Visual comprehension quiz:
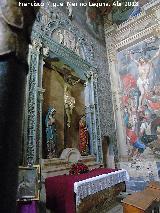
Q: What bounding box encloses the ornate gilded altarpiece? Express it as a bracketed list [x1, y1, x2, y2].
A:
[105, 1, 160, 187]
[22, 0, 109, 167]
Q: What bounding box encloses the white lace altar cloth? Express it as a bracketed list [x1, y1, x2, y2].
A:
[74, 169, 129, 206]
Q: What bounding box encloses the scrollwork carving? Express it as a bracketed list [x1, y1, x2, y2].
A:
[31, 39, 42, 52]
[43, 46, 49, 57]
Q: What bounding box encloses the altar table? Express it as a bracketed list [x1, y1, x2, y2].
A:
[45, 168, 129, 213]
[74, 169, 129, 207]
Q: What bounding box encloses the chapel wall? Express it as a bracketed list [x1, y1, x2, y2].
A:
[104, 1, 160, 188]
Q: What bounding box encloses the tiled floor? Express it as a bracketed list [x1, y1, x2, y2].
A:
[105, 192, 131, 213]
[106, 203, 123, 213]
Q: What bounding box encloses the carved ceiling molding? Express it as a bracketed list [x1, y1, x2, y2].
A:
[105, 2, 160, 52]
[116, 24, 159, 50]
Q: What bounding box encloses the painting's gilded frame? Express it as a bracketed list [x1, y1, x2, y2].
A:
[17, 165, 40, 201]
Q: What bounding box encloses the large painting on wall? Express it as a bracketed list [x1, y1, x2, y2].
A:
[117, 36, 160, 162]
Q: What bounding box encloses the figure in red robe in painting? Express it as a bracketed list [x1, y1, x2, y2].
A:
[121, 73, 136, 92]
[126, 124, 146, 158]
[79, 115, 89, 156]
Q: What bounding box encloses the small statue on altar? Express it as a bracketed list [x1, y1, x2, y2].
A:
[57, 29, 64, 44]
[79, 115, 89, 156]
[45, 107, 57, 158]
[64, 75, 80, 128]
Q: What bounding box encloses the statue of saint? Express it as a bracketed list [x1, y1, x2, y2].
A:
[64, 75, 80, 128]
[45, 107, 57, 158]
[79, 115, 89, 156]
[57, 29, 64, 44]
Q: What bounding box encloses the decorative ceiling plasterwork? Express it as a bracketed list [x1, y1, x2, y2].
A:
[105, 1, 160, 51]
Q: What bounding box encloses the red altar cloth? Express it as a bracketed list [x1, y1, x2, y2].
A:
[45, 168, 116, 213]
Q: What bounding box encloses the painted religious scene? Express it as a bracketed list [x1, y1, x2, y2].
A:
[117, 36, 160, 186]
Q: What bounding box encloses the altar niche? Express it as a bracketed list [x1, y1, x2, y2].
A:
[42, 59, 87, 158]
[25, 37, 102, 166]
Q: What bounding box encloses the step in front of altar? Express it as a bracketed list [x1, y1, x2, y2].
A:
[41, 155, 101, 178]
[41, 158, 70, 178]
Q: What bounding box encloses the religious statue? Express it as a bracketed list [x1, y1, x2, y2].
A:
[45, 107, 57, 158]
[63, 30, 76, 51]
[57, 29, 64, 44]
[79, 115, 89, 156]
[64, 75, 80, 128]
[54, 29, 82, 57]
